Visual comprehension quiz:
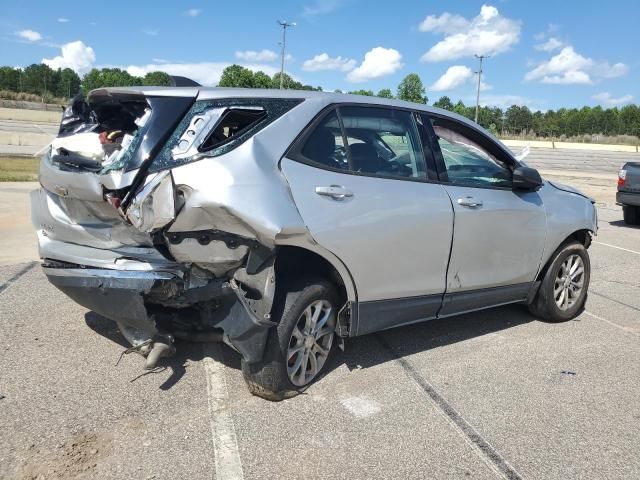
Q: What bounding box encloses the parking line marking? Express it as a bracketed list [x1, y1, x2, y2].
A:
[377, 335, 524, 480]
[0, 262, 37, 296]
[584, 311, 639, 337]
[590, 290, 640, 314]
[203, 343, 244, 480]
[593, 241, 640, 256]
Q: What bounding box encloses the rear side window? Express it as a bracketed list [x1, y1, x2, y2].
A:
[200, 108, 267, 151]
[340, 106, 426, 179]
[150, 98, 302, 173]
[294, 105, 427, 181]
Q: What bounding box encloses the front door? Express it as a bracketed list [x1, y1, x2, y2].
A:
[424, 114, 547, 315]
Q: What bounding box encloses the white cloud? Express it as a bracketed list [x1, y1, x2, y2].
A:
[347, 47, 403, 83]
[525, 46, 628, 85]
[235, 49, 278, 62]
[535, 37, 564, 52]
[535, 23, 560, 42]
[143, 29, 159, 36]
[302, 53, 356, 72]
[419, 5, 521, 62]
[592, 92, 633, 107]
[419, 12, 469, 34]
[16, 29, 42, 42]
[57, 18, 70, 23]
[595, 62, 629, 79]
[184, 8, 201, 17]
[544, 70, 592, 85]
[126, 62, 280, 87]
[152, 58, 170, 64]
[42, 40, 96, 73]
[430, 65, 474, 91]
[303, 0, 342, 16]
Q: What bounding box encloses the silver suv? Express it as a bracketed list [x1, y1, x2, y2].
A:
[32, 87, 597, 400]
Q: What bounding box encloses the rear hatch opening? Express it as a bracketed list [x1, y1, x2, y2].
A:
[41, 89, 196, 206]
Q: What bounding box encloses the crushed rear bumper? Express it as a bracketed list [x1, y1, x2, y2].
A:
[43, 267, 177, 335]
[40, 245, 272, 363]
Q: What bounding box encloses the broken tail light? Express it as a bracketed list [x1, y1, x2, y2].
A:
[125, 170, 176, 233]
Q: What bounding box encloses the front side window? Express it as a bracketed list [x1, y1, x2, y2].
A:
[297, 106, 427, 180]
[430, 118, 512, 188]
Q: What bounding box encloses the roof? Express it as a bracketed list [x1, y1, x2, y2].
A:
[89, 85, 442, 112]
[87, 86, 508, 156]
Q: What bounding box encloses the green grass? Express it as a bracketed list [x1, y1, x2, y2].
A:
[0, 156, 39, 181]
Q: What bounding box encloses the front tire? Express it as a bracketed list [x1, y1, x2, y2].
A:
[623, 205, 640, 226]
[241, 278, 339, 401]
[528, 240, 590, 322]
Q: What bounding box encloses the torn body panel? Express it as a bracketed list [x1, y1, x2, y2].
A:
[32, 89, 358, 368]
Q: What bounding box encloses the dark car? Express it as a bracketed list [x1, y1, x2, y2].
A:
[617, 162, 640, 225]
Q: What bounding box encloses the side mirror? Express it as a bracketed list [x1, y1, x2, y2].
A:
[512, 166, 543, 191]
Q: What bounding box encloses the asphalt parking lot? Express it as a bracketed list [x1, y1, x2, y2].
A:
[1, 183, 639, 479]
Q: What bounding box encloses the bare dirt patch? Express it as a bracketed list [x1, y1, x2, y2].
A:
[16, 431, 112, 480]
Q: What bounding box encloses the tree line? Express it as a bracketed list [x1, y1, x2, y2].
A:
[0, 63, 173, 101]
[218, 65, 640, 140]
[1, 63, 638, 140]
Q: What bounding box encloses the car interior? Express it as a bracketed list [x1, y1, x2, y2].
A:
[300, 110, 424, 179]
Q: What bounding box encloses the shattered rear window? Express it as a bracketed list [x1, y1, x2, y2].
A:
[200, 108, 267, 151]
[150, 98, 303, 172]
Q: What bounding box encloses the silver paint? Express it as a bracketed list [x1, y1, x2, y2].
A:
[32, 86, 597, 349]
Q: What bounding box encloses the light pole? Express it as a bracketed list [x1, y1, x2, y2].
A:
[277, 20, 296, 89]
[474, 54, 489, 124]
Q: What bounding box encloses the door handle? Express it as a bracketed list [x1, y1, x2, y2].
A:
[315, 185, 354, 200]
[457, 196, 483, 207]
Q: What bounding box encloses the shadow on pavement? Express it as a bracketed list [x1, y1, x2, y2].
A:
[608, 219, 639, 229]
[85, 304, 535, 390]
[84, 311, 239, 390]
[328, 304, 535, 375]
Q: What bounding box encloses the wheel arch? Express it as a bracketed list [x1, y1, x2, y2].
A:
[274, 245, 355, 307]
[536, 228, 593, 282]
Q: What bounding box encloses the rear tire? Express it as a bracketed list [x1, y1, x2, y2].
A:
[241, 278, 339, 401]
[528, 240, 590, 322]
[623, 205, 640, 226]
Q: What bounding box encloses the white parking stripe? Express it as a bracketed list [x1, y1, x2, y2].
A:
[584, 311, 639, 337]
[593, 241, 640, 256]
[203, 343, 244, 480]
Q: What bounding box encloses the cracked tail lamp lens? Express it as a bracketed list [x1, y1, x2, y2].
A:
[125, 171, 175, 233]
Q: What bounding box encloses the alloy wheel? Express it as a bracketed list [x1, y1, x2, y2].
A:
[554, 254, 585, 310]
[286, 299, 335, 387]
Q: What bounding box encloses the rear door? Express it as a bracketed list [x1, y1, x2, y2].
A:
[281, 105, 454, 335]
[422, 114, 546, 316]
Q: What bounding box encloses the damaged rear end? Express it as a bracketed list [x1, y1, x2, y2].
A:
[31, 87, 305, 368]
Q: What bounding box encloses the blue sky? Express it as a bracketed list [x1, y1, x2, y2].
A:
[1, 0, 638, 110]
